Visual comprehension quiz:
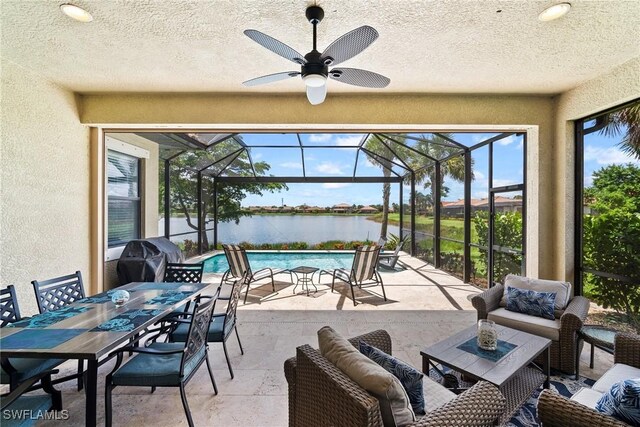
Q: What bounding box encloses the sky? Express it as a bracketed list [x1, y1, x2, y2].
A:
[240, 129, 638, 207]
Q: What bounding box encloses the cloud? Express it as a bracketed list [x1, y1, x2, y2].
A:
[252, 152, 263, 160]
[473, 191, 488, 199]
[316, 162, 345, 175]
[474, 170, 486, 180]
[496, 135, 518, 146]
[584, 174, 594, 187]
[335, 135, 363, 146]
[584, 145, 639, 165]
[308, 134, 332, 142]
[322, 183, 351, 189]
[279, 161, 302, 169]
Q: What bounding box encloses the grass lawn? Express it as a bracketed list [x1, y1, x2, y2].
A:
[369, 213, 481, 242]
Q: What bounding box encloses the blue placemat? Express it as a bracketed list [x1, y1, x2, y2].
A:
[76, 289, 136, 304]
[456, 337, 517, 362]
[90, 309, 165, 332]
[144, 291, 195, 305]
[6, 306, 92, 329]
[0, 328, 87, 349]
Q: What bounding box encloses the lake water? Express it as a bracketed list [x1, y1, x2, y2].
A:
[160, 215, 400, 244]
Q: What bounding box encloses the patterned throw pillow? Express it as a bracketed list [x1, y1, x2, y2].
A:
[359, 340, 425, 415]
[596, 378, 640, 425]
[505, 286, 556, 320]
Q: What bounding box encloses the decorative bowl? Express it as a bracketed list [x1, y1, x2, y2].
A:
[111, 290, 130, 307]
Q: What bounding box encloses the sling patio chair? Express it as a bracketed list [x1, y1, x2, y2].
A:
[105, 290, 220, 427]
[331, 245, 386, 306]
[221, 244, 284, 303]
[1, 285, 65, 393]
[378, 235, 409, 270]
[31, 272, 87, 391]
[170, 276, 245, 379]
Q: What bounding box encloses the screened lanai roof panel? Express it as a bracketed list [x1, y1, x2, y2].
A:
[240, 133, 300, 147]
[213, 150, 255, 178]
[248, 147, 303, 177]
[298, 133, 368, 147]
[302, 148, 359, 177]
[186, 133, 234, 146]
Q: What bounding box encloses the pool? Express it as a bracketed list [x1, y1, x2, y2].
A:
[203, 251, 355, 273]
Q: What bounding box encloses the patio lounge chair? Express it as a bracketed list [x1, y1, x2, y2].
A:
[31, 272, 87, 391]
[331, 245, 386, 306]
[221, 244, 284, 303]
[378, 235, 408, 270]
[105, 292, 219, 427]
[1, 285, 65, 393]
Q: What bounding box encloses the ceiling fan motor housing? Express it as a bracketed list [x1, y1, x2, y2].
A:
[302, 50, 328, 78]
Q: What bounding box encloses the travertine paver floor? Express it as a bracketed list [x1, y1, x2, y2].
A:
[35, 254, 612, 426]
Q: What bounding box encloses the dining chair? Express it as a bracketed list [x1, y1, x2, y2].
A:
[0, 285, 64, 392]
[105, 292, 219, 427]
[170, 276, 245, 379]
[163, 262, 204, 283]
[1, 369, 62, 425]
[221, 244, 284, 303]
[331, 245, 386, 306]
[31, 272, 86, 390]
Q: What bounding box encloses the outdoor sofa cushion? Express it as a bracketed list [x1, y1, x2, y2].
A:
[593, 364, 640, 394]
[318, 326, 416, 426]
[572, 387, 604, 408]
[422, 375, 456, 412]
[500, 274, 572, 315]
[359, 340, 425, 414]
[112, 342, 203, 387]
[505, 286, 557, 320]
[487, 307, 560, 341]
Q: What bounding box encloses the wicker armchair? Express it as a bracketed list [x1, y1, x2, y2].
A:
[471, 283, 590, 374]
[284, 330, 506, 427]
[537, 333, 640, 427]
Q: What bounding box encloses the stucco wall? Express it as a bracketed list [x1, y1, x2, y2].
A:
[82, 93, 556, 280]
[553, 57, 640, 282]
[0, 59, 89, 315]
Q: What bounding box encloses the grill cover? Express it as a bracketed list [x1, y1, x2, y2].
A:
[116, 237, 184, 285]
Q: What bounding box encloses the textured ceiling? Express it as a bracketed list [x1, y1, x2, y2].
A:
[1, 0, 639, 94]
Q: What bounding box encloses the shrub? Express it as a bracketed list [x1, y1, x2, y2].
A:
[473, 210, 523, 283]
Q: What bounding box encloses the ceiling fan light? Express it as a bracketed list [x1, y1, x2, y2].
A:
[303, 74, 327, 88]
[60, 3, 93, 22]
[306, 85, 327, 105]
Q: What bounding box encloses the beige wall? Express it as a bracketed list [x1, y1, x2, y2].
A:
[553, 57, 640, 282]
[0, 59, 90, 315]
[82, 93, 556, 279]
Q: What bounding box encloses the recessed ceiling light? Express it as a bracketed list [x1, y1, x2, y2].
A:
[60, 3, 93, 22]
[538, 3, 571, 22]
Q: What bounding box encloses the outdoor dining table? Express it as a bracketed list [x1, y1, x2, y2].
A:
[0, 281, 216, 426]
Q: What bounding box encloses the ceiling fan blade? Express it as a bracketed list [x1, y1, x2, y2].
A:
[320, 26, 378, 67]
[244, 30, 307, 65]
[329, 68, 390, 88]
[242, 71, 301, 87]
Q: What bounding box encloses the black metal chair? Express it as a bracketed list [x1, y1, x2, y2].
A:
[1, 369, 62, 426]
[170, 276, 245, 379]
[105, 292, 219, 427]
[378, 235, 408, 270]
[31, 272, 86, 390]
[163, 263, 204, 283]
[0, 286, 65, 393]
[221, 244, 284, 303]
[331, 245, 386, 306]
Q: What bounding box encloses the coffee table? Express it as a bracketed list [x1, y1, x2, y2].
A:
[421, 324, 551, 424]
[289, 266, 319, 296]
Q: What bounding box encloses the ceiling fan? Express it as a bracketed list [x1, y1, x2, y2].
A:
[242, 6, 390, 105]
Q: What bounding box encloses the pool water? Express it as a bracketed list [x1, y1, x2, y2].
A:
[203, 251, 355, 273]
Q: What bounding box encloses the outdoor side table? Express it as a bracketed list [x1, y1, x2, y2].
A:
[290, 266, 319, 296]
[576, 324, 617, 378]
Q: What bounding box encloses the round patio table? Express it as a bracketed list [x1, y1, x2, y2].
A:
[576, 324, 617, 378]
[290, 266, 319, 296]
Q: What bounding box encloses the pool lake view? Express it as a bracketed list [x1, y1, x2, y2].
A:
[203, 251, 356, 273]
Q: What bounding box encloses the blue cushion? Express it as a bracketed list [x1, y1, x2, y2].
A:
[171, 314, 235, 343]
[359, 341, 425, 415]
[505, 286, 556, 320]
[596, 378, 640, 425]
[112, 342, 205, 387]
[1, 394, 52, 427]
[0, 358, 64, 384]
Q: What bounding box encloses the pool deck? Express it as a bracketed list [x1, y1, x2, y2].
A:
[38, 253, 612, 426]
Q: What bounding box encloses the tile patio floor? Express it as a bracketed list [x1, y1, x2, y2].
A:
[38, 254, 612, 426]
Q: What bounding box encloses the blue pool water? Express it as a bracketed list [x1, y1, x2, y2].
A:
[203, 251, 355, 273]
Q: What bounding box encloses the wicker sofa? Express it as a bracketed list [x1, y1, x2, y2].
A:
[284, 329, 506, 427]
[537, 333, 640, 426]
[471, 281, 590, 374]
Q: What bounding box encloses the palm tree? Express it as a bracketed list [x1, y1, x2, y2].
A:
[600, 102, 640, 159]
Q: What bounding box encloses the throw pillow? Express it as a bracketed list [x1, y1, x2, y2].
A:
[505, 286, 556, 320]
[317, 326, 416, 426]
[359, 340, 426, 415]
[595, 378, 640, 425]
[499, 274, 572, 314]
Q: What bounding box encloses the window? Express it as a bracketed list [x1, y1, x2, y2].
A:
[575, 99, 640, 332]
[107, 150, 141, 247]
